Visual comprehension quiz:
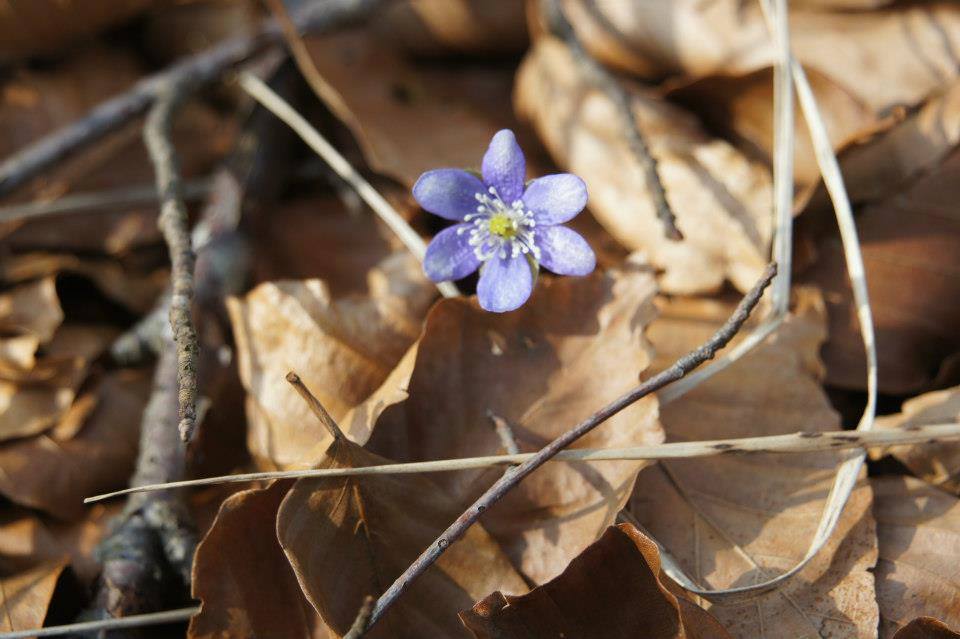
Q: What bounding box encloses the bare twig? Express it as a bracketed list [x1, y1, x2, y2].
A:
[0, 606, 199, 639]
[487, 409, 520, 455]
[286, 371, 345, 441]
[542, 0, 681, 241]
[0, 0, 384, 198]
[0, 179, 210, 224]
[145, 80, 200, 443]
[362, 263, 775, 630]
[238, 72, 459, 298]
[85, 420, 960, 505]
[343, 596, 375, 639]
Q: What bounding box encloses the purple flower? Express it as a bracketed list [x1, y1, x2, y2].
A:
[414, 130, 596, 312]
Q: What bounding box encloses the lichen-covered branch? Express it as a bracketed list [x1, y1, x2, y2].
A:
[144, 81, 200, 443]
[364, 263, 777, 632]
[543, 0, 682, 241]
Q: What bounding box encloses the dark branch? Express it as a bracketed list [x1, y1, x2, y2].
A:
[543, 0, 682, 241]
[0, 0, 384, 199]
[364, 262, 778, 632]
[343, 596, 375, 639]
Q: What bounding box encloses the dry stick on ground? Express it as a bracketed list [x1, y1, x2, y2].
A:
[144, 80, 200, 443]
[344, 597, 376, 639]
[542, 0, 682, 241]
[0, 607, 199, 639]
[286, 372, 346, 441]
[358, 262, 777, 632]
[0, 0, 384, 198]
[84, 420, 960, 504]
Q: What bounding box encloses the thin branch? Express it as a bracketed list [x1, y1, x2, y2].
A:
[238, 71, 459, 298]
[487, 409, 520, 456]
[84, 421, 960, 505]
[543, 0, 682, 241]
[361, 263, 776, 630]
[343, 596, 375, 639]
[0, 179, 210, 224]
[144, 80, 200, 443]
[286, 371, 345, 441]
[0, 0, 384, 198]
[0, 606, 199, 639]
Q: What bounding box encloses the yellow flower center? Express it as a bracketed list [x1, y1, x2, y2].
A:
[488, 213, 517, 238]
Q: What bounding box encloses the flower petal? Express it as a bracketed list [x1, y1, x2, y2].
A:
[477, 254, 534, 313]
[481, 130, 526, 204]
[522, 174, 588, 225]
[423, 223, 482, 282]
[536, 225, 596, 276]
[413, 169, 486, 221]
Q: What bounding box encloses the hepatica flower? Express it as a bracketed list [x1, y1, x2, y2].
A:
[414, 130, 595, 312]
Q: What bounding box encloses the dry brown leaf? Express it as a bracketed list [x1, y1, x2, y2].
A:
[874, 477, 960, 637]
[627, 290, 879, 638]
[189, 481, 331, 639]
[229, 252, 433, 468]
[669, 67, 877, 188]
[516, 37, 772, 295]
[303, 29, 520, 188]
[0, 335, 40, 378]
[277, 436, 528, 638]
[460, 523, 731, 639]
[872, 386, 960, 493]
[565, 0, 960, 114]
[0, 253, 168, 314]
[0, 369, 149, 519]
[0, 278, 63, 343]
[367, 266, 662, 584]
[0, 324, 118, 442]
[800, 147, 960, 394]
[0, 504, 116, 585]
[0, 561, 65, 633]
[893, 618, 960, 639]
[373, 0, 528, 56]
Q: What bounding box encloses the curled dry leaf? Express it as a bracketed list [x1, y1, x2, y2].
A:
[0, 562, 65, 633]
[800, 147, 960, 393]
[189, 482, 329, 639]
[277, 437, 528, 638]
[229, 251, 434, 468]
[515, 37, 772, 295]
[373, 0, 528, 56]
[873, 477, 960, 638]
[893, 618, 960, 639]
[627, 290, 879, 638]
[0, 369, 149, 519]
[460, 523, 731, 639]
[0, 277, 63, 343]
[367, 267, 662, 584]
[871, 386, 960, 493]
[564, 0, 960, 114]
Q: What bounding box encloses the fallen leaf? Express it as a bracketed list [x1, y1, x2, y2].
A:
[669, 66, 877, 188]
[367, 266, 662, 584]
[0, 561, 65, 633]
[0, 504, 116, 585]
[565, 0, 960, 114]
[0, 278, 63, 343]
[189, 482, 330, 639]
[277, 436, 529, 638]
[229, 251, 434, 468]
[373, 0, 528, 56]
[627, 289, 879, 638]
[0, 369, 149, 519]
[874, 476, 960, 637]
[304, 28, 515, 188]
[460, 523, 731, 639]
[516, 37, 772, 295]
[872, 386, 960, 493]
[893, 617, 960, 639]
[799, 147, 960, 393]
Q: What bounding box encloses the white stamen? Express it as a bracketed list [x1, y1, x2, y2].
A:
[466, 187, 540, 263]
